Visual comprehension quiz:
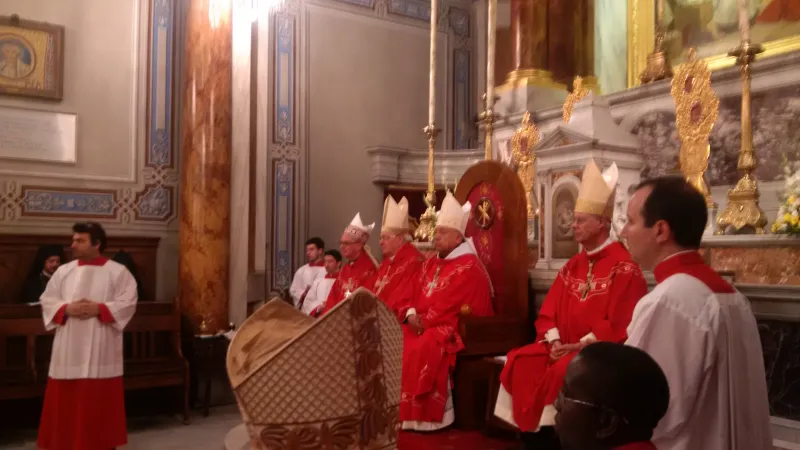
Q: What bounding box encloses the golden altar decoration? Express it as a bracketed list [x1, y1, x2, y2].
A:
[670, 48, 718, 208]
[562, 76, 591, 123]
[511, 111, 539, 219]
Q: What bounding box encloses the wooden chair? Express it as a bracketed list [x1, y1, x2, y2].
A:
[452, 160, 534, 429]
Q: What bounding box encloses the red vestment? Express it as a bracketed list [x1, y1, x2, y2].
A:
[322, 249, 378, 314]
[499, 241, 647, 431]
[373, 242, 424, 320]
[399, 251, 493, 425]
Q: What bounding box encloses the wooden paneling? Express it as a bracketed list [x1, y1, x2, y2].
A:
[0, 234, 160, 303]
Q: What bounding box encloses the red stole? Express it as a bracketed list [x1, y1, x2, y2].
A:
[399, 253, 493, 423]
[373, 242, 424, 319]
[322, 250, 378, 314]
[654, 251, 734, 294]
[499, 241, 648, 431]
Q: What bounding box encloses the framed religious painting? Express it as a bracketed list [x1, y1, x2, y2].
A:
[0, 15, 65, 101]
[627, 0, 800, 86]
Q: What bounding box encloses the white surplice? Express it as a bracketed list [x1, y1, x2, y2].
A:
[625, 253, 772, 450]
[300, 276, 336, 315]
[40, 259, 138, 379]
[289, 263, 325, 307]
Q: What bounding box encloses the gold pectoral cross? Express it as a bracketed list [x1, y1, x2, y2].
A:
[344, 279, 354, 299]
[579, 261, 596, 301]
[426, 267, 441, 296]
[375, 276, 389, 294]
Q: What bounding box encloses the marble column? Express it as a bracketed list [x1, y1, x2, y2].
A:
[179, 0, 232, 333]
[548, 0, 594, 88]
[507, 0, 551, 84]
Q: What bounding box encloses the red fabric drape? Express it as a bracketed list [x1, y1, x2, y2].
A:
[464, 182, 506, 313]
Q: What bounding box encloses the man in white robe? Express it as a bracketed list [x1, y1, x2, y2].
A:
[37, 222, 138, 450]
[289, 237, 326, 307]
[621, 177, 772, 450]
[301, 249, 342, 316]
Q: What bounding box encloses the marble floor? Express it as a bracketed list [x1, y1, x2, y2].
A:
[0, 405, 244, 450]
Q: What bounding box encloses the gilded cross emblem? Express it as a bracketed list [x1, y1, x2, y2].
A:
[344, 279, 354, 299]
[426, 267, 441, 296]
[578, 261, 596, 301]
[375, 276, 389, 294]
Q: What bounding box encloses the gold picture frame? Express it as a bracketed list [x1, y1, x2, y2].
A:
[627, 0, 800, 88]
[0, 15, 65, 101]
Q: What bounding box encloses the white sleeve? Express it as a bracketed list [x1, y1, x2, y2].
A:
[625, 296, 714, 440]
[40, 267, 68, 331]
[301, 280, 319, 315]
[105, 268, 139, 331]
[544, 328, 561, 343]
[289, 267, 305, 306]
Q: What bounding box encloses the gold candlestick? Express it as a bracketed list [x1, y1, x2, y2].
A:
[640, 0, 673, 84]
[716, 41, 767, 235]
[414, 125, 440, 242]
[479, 93, 499, 160]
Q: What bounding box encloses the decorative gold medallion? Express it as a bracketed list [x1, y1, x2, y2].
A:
[473, 197, 495, 230]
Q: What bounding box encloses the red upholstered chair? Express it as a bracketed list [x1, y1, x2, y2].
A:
[452, 160, 533, 429]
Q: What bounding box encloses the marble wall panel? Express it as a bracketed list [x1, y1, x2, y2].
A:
[759, 319, 800, 421]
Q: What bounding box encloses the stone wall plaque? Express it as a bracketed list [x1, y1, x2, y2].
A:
[0, 106, 76, 163]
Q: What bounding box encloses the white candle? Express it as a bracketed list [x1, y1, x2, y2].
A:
[486, 0, 496, 110]
[737, 0, 750, 42]
[428, 0, 438, 125]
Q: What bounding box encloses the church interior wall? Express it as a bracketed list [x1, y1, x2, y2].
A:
[0, 0, 180, 302]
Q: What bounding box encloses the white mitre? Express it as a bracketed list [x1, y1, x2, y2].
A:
[344, 212, 375, 241]
[575, 159, 619, 218]
[382, 196, 409, 233]
[436, 191, 471, 235]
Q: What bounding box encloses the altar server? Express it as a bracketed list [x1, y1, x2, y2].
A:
[495, 160, 648, 447]
[289, 237, 326, 307]
[321, 213, 379, 314]
[37, 222, 138, 450]
[399, 192, 493, 431]
[373, 195, 424, 319]
[303, 249, 341, 316]
[622, 176, 772, 450]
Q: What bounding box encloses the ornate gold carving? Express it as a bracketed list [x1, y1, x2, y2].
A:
[716, 42, 768, 235]
[670, 48, 717, 208]
[414, 125, 440, 242]
[511, 111, 540, 218]
[473, 197, 496, 229]
[562, 76, 590, 123]
[639, 0, 673, 84]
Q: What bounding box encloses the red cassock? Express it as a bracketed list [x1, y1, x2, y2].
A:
[322, 249, 378, 314]
[399, 252, 493, 424]
[373, 242, 424, 320]
[499, 242, 647, 431]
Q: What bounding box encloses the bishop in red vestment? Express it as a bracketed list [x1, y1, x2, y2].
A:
[320, 212, 378, 315]
[37, 223, 138, 450]
[496, 160, 648, 436]
[399, 192, 493, 431]
[374, 195, 424, 319]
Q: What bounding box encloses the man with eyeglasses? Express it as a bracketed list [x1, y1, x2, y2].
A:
[495, 160, 648, 447]
[37, 222, 138, 450]
[320, 212, 379, 315]
[553, 342, 669, 450]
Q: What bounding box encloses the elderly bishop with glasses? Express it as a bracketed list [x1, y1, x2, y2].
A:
[494, 160, 648, 447]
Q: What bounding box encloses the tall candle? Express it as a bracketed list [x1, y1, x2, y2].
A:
[656, 0, 664, 28]
[428, 0, 438, 125]
[486, 0, 497, 110]
[737, 0, 750, 42]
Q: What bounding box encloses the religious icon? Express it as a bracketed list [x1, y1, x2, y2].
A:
[0, 15, 65, 100]
[473, 197, 496, 230]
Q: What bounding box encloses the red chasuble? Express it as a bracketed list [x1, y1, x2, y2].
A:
[499, 241, 647, 432]
[322, 249, 378, 314]
[399, 250, 493, 425]
[373, 242, 424, 320]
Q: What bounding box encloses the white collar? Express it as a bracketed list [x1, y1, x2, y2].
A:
[585, 237, 614, 256]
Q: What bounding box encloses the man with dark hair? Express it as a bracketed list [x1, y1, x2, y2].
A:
[289, 237, 326, 308]
[303, 249, 342, 316]
[621, 176, 772, 449]
[37, 222, 138, 450]
[554, 342, 669, 450]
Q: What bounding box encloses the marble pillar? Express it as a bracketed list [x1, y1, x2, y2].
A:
[179, 0, 233, 333]
[548, 0, 594, 88]
[508, 0, 549, 82]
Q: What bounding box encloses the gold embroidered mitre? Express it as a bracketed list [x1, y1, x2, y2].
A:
[344, 212, 375, 241]
[436, 192, 471, 235]
[575, 159, 619, 218]
[382, 196, 409, 233]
